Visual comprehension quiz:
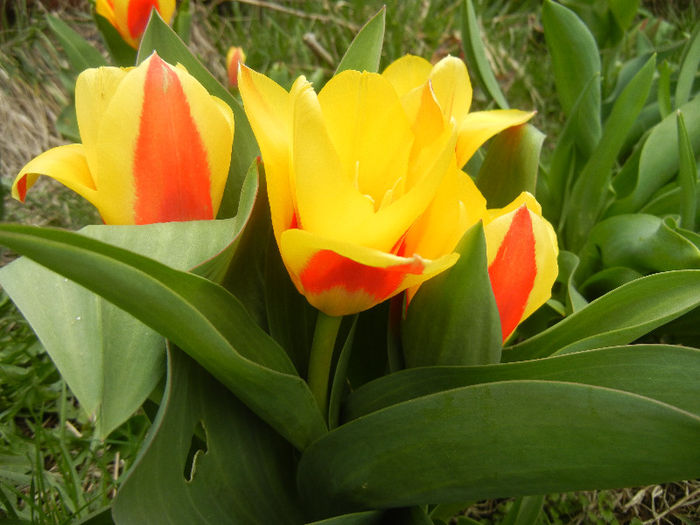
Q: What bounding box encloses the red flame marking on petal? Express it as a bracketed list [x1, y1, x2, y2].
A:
[488, 205, 537, 342]
[16, 175, 27, 202]
[127, 0, 160, 39]
[300, 249, 424, 302]
[133, 55, 212, 224]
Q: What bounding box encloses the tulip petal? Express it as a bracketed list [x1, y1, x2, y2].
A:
[429, 55, 473, 123]
[12, 144, 97, 206]
[96, 0, 118, 29]
[94, 54, 220, 224]
[381, 54, 433, 99]
[280, 229, 458, 316]
[238, 65, 295, 240]
[485, 198, 558, 341]
[456, 109, 534, 168]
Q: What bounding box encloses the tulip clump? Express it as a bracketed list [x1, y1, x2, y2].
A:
[240, 54, 558, 338]
[96, 0, 175, 49]
[12, 53, 234, 225]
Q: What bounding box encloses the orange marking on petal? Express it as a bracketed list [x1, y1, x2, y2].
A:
[16, 175, 27, 202]
[488, 205, 537, 342]
[133, 55, 213, 224]
[300, 250, 424, 302]
[391, 232, 408, 257]
[289, 211, 299, 230]
[127, 0, 160, 39]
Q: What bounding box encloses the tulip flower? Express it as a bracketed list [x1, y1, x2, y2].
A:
[96, 0, 176, 49]
[240, 63, 481, 316]
[226, 46, 246, 89]
[12, 53, 234, 225]
[484, 193, 559, 342]
[383, 54, 534, 168]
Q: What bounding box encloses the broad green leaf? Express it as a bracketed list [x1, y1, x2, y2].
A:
[575, 214, 700, 281]
[0, 219, 242, 438]
[609, 0, 640, 34]
[609, 95, 700, 215]
[460, 0, 508, 109]
[307, 511, 383, 525]
[578, 267, 644, 298]
[172, 0, 192, 44]
[403, 224, 501, 368]
[329, 318, 358, 429]
[0, 225, 326, 450]
[75, 508, 114, 525]
[542, 0, 601, 140]
[113, 347, 304, 525]
[475, 123, 544, 208]
[556, 250, 587, 313]
[503, 270, 700, 361]
[137, 11, 259, 219]
[94, 14, 136, 67]
[501, 495, 544, 525]
[335, 7, 385, 74]
[675, 22, 700, 108]
[299, 381, 700, 516]
[46, 14, 107, 72]
[343, 345, 700, 420]
[564, 55, 655, 250]
[657, 60, 672, 118]
[677, 111, 698, 230]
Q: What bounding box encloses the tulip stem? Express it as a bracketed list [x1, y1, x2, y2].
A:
[307, 312, 343, 420]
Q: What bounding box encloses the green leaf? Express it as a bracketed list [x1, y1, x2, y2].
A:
[475, 123, 544, 207]
[609, 0, 640, 33]
[94, 14, 136, 67]
[137, 11, 259, 219]
[46, 14, 107, 72]
[172, 0, 192, 44]
[329, 318, 358, 429]
[403, 224, 501, 367]
[657, 60, 672, 119]
[677, 111, 698, 231]
[307, 511, 383, 525]
[609, 95, 700, 215]
[542, 0, 601, 137]
[501, 495, 544, 525]
[113, 347, 304, 524]
[0, 224, 326, 450]
[299, 381, 700, 517]
[564, 54, 655, 250]
[344, 344, 700, 420]
[335, 7, 385, 74]
[0, 218, 243, 438]
[502, 270, 700, 361]
[460, 0, 509, 109]
[675, 22, 700, 108]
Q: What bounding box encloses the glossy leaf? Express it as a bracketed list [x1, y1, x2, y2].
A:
[677, 111, 697, 231]
[344, 345, 700, 420]
[403, 224, 501, 368]
[460, 0, 508, 109]
[299, 380, 700, 517]
[564, 55, 655, 250]
[46, 14, 107, 72]
[503, 270, 700, 361]
[0, 224, 326, 450]
[475, 123, 544, 208]
[137, 11, 259, 219]
[609, 95, 700, 215]
[335, 7, 385, 74]
[113, 347, 304, 525]
[542, 0, 601, 142]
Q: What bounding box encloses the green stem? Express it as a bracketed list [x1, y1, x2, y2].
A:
[307, 312, 343, 419]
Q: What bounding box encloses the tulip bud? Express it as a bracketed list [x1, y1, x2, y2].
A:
[226, 46, 246, 89]
[96, 0, 176, 49]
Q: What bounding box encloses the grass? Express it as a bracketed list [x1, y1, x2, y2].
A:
[0, 0, 697, 523]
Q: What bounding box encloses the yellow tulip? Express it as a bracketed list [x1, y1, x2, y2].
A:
[383, 55, 535, 168]
[12, 53, 234, 225]
[96, 0, 176, 49]
[484, 193, 559, 342]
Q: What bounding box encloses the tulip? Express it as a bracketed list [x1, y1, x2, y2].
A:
[382, 54, 534, 169]
[12, 53, 234, 225]
[96, 0, 176, 49]
[484, 193, 559, 342]
[240, 62, 484, 316]
[226, 46, 246, 89]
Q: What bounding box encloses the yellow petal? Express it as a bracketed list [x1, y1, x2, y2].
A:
[381, 54, 433, 99]
[456, 109, 535, 168]
[485, 191, 541, 224]
[95, 0, 118, 28]
[238, 65, 295, 240]
[429, 55, 472, 123]
[12, 144, 98, 207]
[280, 228, 458, 316]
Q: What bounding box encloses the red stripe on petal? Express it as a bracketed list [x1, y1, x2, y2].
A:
[127, 0, 159, 39]
[16, 175, 27, 202]
[300, 250, 425, 303]
[488, 205, 537, 342]
[133, 55, 213, 224]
